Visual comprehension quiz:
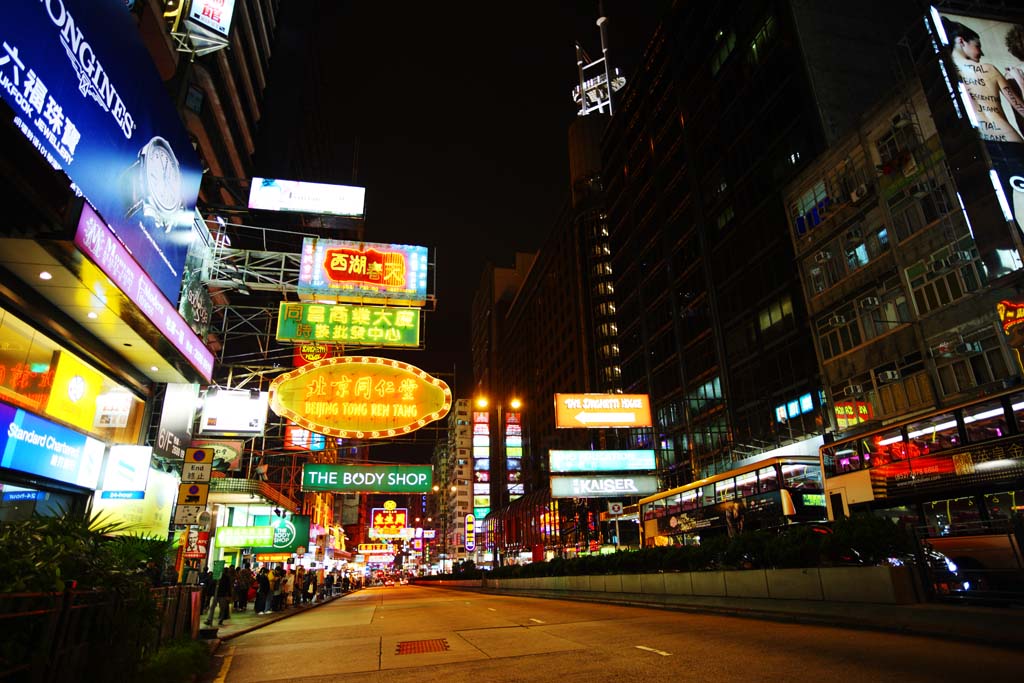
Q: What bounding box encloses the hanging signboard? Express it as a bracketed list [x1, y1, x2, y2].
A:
[249, 177, 365, 217]
[464, 513, 476, 551]
[298, 238, 428, 306]
[269, 356, 451, 439]
[549, 450, 657, 473]
[276, 302, 420, 347]
[549, 474, 660, 498]
[554, 393, 652, 428]
[301, 464, 432, 493]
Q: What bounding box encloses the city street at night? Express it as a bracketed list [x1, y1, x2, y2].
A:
[205, 584, 1024, 683]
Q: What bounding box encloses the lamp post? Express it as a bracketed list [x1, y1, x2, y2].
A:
[475, 395, 522, 568]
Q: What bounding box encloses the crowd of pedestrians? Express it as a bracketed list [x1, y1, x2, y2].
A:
[201, 562, 358, 627]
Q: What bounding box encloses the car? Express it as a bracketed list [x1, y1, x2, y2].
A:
[383, 578, 395, 586]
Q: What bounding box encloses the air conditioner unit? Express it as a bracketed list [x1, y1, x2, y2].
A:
[827, 314, 846, 327]
[843, 385, 863, 397]
[814, 251, 832, 263]
[845, 228, 862, 241]
[850, 184, 869, 203]
[859, 296, 880, 309]
[892, 112, 912, 129]
[929, 258, 948, 273]
[878, 370, 900, 382]
[955, 342, 983, 354]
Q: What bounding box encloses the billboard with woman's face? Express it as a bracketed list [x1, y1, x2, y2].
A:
[936, 11, 1024, 246]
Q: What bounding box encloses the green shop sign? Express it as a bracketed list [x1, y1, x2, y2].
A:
[215, 526, 275, 548]
[276, 302, 420, 347]
[302, 464, 433, 493]
[253, 514, 310, 554]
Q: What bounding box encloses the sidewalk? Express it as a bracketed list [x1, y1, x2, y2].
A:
[201, 589, 356, 641]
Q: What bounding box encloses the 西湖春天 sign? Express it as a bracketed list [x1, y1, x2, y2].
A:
[298, 238, 428, 306]
[276, 302, 420, 347]
[1, 0, 204, 304]
[269, 356, 451, 439]
[302, 464, 433, 493]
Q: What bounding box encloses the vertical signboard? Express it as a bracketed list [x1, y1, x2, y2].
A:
[464, 513, 476, 551]
[472, 411, 490, 520]
[154, 384, 199, 459]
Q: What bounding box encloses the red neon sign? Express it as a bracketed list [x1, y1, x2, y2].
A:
[323, 247, 406, 287]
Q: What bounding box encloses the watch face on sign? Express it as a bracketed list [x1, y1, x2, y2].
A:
[145, 139, 182, 214]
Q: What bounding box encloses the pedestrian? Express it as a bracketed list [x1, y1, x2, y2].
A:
[255, 568, 271, 614]
[235, 562, 253, 612]
[283, 568, 295, 608]
[204, 567, 234, 626]
[324, 572, 334, 598]
[293, 566, 305, 607]
[200, 566, 215, 611]
[303, 570, 317, 604]
[342, 574, 350, 592]
[271, 568, 285, 611]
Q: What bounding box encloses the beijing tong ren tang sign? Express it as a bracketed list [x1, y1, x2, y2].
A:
[269, 356, 451, 438]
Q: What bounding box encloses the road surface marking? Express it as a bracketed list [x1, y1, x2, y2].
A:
[213, 645, 235, 682]
[635, 645, 671, 657]
[529, 618, 545, 624]
[488, 608, 497, 611]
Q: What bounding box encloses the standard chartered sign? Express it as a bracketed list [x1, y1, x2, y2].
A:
[302, 464, 433, 493]
[549, 474, 660, 499]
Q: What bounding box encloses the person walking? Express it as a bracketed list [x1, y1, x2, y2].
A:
[271, 568, 284, 611]
[235, 562, 254, 612]
[293, 566, 305, 608]
[200, 566, 215, 612]
[204, 567, 234, 626]
[282, 568, 295, 608]
[255, 567, 271, 615]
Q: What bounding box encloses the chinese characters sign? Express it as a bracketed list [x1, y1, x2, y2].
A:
[298, 238, 428, 306]
[997, 300, 1024, 335]
[1, 0, 203, 303]
[215, 526, 275, 548]
[188, 0, 236, 37]
[0, 398, 104, 490]
[301, 464, 432, 493]
[833, 401, 873, 431]
[276, 302, 420, 347]
[370, 506, 408, 538]
[269, 356, 451, 439]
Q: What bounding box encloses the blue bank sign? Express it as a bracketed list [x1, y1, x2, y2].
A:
[0, 0, 203, 304]
[0, 399, 105, 490]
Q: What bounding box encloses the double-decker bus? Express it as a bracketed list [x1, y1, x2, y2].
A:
[639, 456, 826, 546]
[821, 387, 1024, 589]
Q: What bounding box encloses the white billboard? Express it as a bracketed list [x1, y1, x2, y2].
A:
[198, 389, 269, 435]
[99, 445, 153, 494]
[249, 177, 366, 217]
[188, 0, 237, 37]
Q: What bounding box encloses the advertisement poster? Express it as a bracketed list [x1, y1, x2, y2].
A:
[0, 0, 203, 303]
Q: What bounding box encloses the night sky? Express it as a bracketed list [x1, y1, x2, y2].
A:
[256, 2, 665, 462]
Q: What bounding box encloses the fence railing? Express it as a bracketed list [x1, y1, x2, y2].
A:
[0, 585, 202, 682]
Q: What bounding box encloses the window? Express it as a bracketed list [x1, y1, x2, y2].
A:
[711, 30, 736, 75]
[597, 323, 618, 337]
[907, 245, 985, 316]
[791, 181, 829, 235]
[817, 304, 861, 360]
[757, 466, 779, 493]
[735, 471, 758, 497]
[906, 413, 959, 456]
[758, 295, 793, 333]
[686, 376, 722, 415]
[782, 463, 822, 491]
[935, 333, 1010, 396]
[595, 282, 615, 296]
[748, 15, 777, 66]
[963, 399, 1009, 443]
[716, 478, 737, 502]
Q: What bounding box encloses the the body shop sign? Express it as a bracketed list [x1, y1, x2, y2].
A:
[269, 356, 451, 439]
[253, 515, 309, 554]
[298, 238, 428, 306]
[1, 0, 203, 303]
[302, 464, 432, 493]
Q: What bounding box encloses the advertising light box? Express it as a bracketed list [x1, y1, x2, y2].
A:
[370, 507, 408, 537]
[302, 464, 433, 493]
[555, 393, 652, 428]
[0, 399, 104, 490]
[249, 177, 366, 217]
[189, 0, 237, 37]
[99, 445, 152, 494]
[1, 0, 203, 303]
[269, 356, 451, 439]
[215, 526, 275, 548]
[298, 238, 428, 306]
[549, 474, 660, 499]
[90, 468, 178, 539]
[549, 450, 657, 473]
[252, 515, 310, 554]
[198, 389, 269, 435]
[276, 302, 420, 347]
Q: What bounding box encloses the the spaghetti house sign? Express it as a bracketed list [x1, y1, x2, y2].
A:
[269, 356, 451, 438]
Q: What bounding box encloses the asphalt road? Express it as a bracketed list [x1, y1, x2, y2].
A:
[206, 583, 1024, 682]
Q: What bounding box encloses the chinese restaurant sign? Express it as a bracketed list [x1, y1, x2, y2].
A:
[269, 356, 451, 439]
[275, 302, 420, 347]
[301, 464, 432, 493]
[298, 238, 428, 306]
[554, 393, 652, 428]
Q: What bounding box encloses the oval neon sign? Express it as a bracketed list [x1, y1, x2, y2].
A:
[269, 356, 451, 439]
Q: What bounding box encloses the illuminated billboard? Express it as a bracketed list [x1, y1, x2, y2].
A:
[90, 468, 177, 538]
[554, 393, 652, 428]
[298, 238, 428, 306]
[284, 424, 325, 452]
[0, 399, 104, 490]
[465, 513, 476, 551]
[370, 505, 408, 538]
[198, 389, 270, 435]
[249, 178, 366, 217]
[549, 474, 660, 499]
[99, 445, 152, 494]
[301, 464, 433, 493]
[269, 356, 451, 439]
[549, 450, 657, 473]
[930, 9, 1024, 275]
[276, 302, 420, 347]
[188, 0, 237, 37]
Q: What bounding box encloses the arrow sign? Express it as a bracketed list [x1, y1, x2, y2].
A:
[574, 411, 636, 425]
[555, 394, 652, 429]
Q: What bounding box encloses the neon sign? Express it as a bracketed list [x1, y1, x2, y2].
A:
[298, 238, 428, 306]
[997, 300, 1024, 335]
[269, 356, 451, 439]
[276, 302, 420, 347]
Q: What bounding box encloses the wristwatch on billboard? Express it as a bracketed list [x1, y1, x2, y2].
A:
[123, 136, 184, 232]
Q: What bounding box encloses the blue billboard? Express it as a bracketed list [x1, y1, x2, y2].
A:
[0, 400, 105, 490]
[0, 0, 203, 304]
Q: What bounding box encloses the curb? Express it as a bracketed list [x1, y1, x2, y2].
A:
[205, 591, 353, 650]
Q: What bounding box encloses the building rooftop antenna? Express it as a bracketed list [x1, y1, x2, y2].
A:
[572, 1, 626, 116]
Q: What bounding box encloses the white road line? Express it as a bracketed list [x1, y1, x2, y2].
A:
[635, 645, 671, 657]
[529, 618, 545, 624]
[488, 608, 497, 611]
